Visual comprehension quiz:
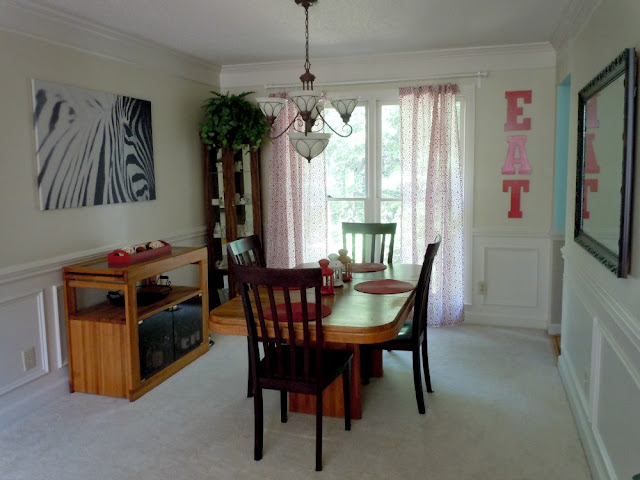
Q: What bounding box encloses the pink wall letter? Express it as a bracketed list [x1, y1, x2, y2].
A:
[583, 178, 598, 219]
[586, 96, 600, 128]
[501, 135, 532, 174]
[584, 133, 600, 173]
[504, 90, 532, 131]
[503, 180, 530, 218]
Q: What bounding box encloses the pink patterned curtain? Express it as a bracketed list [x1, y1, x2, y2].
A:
[265, 93, 329, 268]
[399, 84, 464, 326]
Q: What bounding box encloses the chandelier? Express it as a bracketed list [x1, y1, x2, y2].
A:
[255, 0, 359, 162]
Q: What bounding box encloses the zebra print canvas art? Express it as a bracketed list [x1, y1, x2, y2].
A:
[32, 80, 155, 210]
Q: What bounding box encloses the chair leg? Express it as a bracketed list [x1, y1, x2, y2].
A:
[254, 388, 263, 461]
[315, 391, 323, 471]
[422, 337, 433, 393]
[342, 362, 351, 431]
[412, 346, 426, 414]
[246, 338, 253, 398]
[280, 390, 287, 423]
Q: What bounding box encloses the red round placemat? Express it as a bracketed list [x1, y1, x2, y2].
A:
[354, 279, 414, 294]
[351, 262, 387, 273]
[263, 302, 331, 322]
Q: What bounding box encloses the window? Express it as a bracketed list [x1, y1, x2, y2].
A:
[324, 98, 403, 258]
[324, 86, 473, 303]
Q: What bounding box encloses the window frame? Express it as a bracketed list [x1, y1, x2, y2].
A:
[324, 84, 475, 304]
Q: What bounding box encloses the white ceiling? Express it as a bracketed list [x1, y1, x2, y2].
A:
[25, 0, 592, 66]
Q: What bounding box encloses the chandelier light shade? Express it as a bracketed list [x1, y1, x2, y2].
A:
[329, 96, 359, 123]
[286, 132, 332, 161]
[255, 0, 359, 162]
[254, 97, 287, 125]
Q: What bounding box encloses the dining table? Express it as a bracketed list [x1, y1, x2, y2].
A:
[208, 262, 422, 420]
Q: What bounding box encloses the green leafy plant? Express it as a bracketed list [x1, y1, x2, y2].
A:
[200, 91, 270, 151]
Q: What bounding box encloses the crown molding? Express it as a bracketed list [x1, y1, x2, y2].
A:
[550, 0, 601, 50]
[0, 0, 220, 87]
[221, 43, 556, 89]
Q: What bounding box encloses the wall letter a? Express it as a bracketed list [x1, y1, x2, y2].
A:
[502, 136, 532, 174]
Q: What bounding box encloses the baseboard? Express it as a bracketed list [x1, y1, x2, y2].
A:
[547, 323, 562, 335]
[558, 355, 607, 480]
[464, 308, 547, 329]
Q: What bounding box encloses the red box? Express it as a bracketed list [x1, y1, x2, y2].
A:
[107, 241, 172, 267]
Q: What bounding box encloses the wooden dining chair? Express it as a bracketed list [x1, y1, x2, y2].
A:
[342, 222, 397, 263]
[233, 265, 353, 471]
[365, 234, 441, 414]
[227, 234, 265, 268]
[227, 235, 266, 398]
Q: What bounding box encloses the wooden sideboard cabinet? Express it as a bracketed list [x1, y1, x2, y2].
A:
[62, 247, 209, 401]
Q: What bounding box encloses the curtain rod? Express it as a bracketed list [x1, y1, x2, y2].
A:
[264, 71, 488, 89]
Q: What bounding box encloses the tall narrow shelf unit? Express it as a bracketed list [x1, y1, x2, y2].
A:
[203, 146, 263, 305]
[62, 247, 209, 401]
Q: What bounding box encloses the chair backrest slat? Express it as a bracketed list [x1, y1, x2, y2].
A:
[411, 235, 441, 339]
[342, 222, 397, 264]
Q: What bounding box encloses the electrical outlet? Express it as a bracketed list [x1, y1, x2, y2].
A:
[22, 347, 37, 371]
[478, 281, 487, 295]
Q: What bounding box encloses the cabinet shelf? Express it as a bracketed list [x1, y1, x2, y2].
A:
[69, 286, 202, 324]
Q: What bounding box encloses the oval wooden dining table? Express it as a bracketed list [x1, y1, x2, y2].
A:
[208, 263, 422, 419]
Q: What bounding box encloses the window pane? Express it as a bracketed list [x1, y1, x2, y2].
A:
[327, 200, 365, 254]
[324, 106, 366, 199]
[381, 200, 401, 262]
[381, 104, 400, 198]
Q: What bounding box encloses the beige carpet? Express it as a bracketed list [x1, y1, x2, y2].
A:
[0, 325, 591, 479]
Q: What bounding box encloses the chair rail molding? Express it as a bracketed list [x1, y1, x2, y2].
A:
[0, 226, 207, 285]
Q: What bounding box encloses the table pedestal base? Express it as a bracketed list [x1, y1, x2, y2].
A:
[289, 344, 384, 420]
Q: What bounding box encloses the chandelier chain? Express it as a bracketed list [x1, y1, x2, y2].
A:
[304, 5, 310, 74]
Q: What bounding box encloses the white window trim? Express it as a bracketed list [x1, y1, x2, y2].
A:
[458, 83, 475, 306]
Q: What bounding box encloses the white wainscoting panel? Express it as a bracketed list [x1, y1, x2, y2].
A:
[465, 230, 551, 329]
[52, 284, 67, 369]
[484, 247, 539, 307]
[0, 290, 48, 396]
[562, 277, 595, 404]
[559, 245, 640, 480]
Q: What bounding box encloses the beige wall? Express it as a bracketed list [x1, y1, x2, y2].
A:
[227, 68, 557, 234]
[474, 68, 556, 230]
[0, 30, 212, 269]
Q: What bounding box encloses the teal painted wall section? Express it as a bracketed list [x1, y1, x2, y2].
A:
[553, 75, 571, 232]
